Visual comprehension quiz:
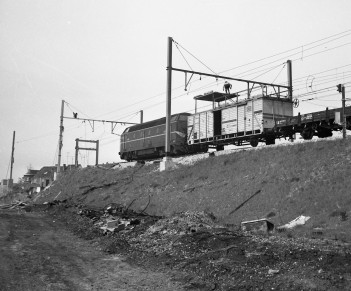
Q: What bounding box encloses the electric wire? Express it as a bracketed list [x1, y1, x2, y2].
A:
[173, 39, 218, 75]
[218, 29, 351, 75]
[174, 42, 194, 71]
[78, 30, 351, 122]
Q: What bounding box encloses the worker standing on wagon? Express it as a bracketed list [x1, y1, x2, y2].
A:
[223, 81, 232, 94]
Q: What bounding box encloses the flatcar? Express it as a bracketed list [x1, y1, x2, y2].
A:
[276, 106, 351, 139]
[119, 113, 207, 161]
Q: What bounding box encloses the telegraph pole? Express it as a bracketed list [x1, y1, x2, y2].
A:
[57, 100, 65, 175]
[287, 60, 293, 100]
[140, 110, 143, 124]
[9, 131, 15, 188]
[165, 36, 172, 156]
[337, 84, 347, 139]
[342, 85, 346, 139]
[160, 37, 175, 171]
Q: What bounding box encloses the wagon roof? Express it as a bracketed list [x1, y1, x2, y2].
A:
[194, 91, 239, 102]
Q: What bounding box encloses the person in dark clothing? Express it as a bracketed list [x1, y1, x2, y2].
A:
[223, 81, 232, 94]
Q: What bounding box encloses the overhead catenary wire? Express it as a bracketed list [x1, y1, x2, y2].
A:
[16, 31, 351, 147]
[218, 29, 351, 75]
[75, 30, 351, 123]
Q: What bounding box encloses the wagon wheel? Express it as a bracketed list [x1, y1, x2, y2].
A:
[216, 145, 224, 151]
[250, 138, 259, 147]
[301, 128, 314, 140]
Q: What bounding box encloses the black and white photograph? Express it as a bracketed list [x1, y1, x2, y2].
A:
[1, 0, 351, 290]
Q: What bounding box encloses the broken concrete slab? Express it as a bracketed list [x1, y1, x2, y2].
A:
[106, 220, 120, 228]
[277, 215, 311, 231]
[241, 218, 274, 233]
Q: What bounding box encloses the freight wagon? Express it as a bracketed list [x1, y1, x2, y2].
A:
[119, 91, 351, 161]
[275, 106, 351, 139]
[187, 91, 294, 148]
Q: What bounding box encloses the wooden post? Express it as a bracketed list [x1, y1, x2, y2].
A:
[9, 131, 15, 188]
[342, 85, 346, 139]
[287, 60, 293, 100]
[57, 100, 65, 174]
[75, 139, 79, 167]
[140, 110, 143, 124]
[95, 140, 99, 165]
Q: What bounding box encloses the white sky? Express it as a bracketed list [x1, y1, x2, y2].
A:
[1, 0, 351, 182]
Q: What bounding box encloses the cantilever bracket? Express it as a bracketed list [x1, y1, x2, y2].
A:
[184, 72, 194, 91]
[88, 120, 95, 132]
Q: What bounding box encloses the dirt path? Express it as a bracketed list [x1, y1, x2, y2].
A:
[0, 210, 183, 291]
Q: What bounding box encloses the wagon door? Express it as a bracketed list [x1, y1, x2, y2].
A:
[238, 105, 246, 134]
[213, 110, 222, 136]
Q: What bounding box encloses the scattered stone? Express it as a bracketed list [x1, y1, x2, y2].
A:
[312, 228, 324, 235]
[268, 269, 280, 275]
[106, 220, 120, 228]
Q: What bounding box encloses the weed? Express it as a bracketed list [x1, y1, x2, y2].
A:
[266, 211, 276, 218]
[149, 182, 160, 188]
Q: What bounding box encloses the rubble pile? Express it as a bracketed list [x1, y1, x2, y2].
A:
[129, 211, 221, 255]
[0, 201, 28, 210]
[76, 203, 158, 236]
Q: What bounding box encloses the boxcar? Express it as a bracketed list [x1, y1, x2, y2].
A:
[187, 92, 293, 147]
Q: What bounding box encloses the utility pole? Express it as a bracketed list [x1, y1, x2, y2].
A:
[337, 84, 346, 139]
[140, 110, 143, 124]
[57, 100, 65, 175]
[287, 60, 293, 100]
[9, 131, 15, 189]
[160, 36, 175, 171]
[165, 36, 172, 156]
[342, 85, 346, 139]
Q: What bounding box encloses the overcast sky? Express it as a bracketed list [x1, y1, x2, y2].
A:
[1, 0, 351, 182]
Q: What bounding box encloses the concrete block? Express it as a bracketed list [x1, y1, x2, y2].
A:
[241, 218, 274, 233]
[159, 157, 175, 172]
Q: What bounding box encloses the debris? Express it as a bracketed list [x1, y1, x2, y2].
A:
[229, 190, 262, 215]
[54, 191, 62, 200]
[241, 218, 274, 233]
[268, 269, 280, 275]
[0, 201, 27, 210]
[106, 220, 119, 228]
[277, 215, 310, 230]
[312, 228, 323, 235]
[104, 203, 126, 215]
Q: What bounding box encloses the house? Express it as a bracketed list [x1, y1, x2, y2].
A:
[32, 166, 58, 190]
[22, 169, 39, 183]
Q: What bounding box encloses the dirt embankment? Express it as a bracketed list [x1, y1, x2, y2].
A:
[34, 137, 351, 242]
[2, 137, 351, 290]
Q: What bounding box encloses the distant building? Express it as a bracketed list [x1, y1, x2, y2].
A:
[23, 169, 39, 183]
[32, 166, 58, 190]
